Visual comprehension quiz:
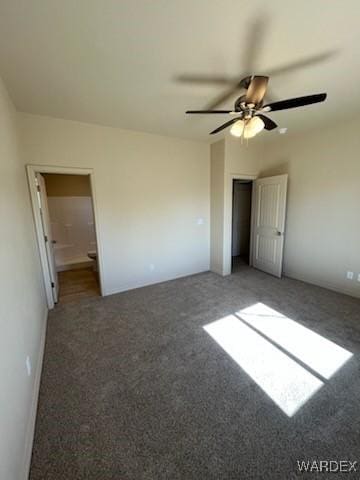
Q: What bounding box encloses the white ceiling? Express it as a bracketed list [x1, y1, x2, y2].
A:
[0, 0, 359, 142]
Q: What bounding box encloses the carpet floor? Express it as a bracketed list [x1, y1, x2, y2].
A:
[30, 267, 360, 479]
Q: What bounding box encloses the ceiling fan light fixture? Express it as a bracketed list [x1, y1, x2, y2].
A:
[243, 116, 265, 138]
[186, 72, 326, 138]
[230, 119, 245, 137]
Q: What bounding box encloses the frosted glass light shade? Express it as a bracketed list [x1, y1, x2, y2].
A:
[230, 120, 244, 137]
[243, 116, 265, 139]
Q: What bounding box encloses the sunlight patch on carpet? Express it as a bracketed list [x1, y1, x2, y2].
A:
[204, 315, 323, 416]
[236, 303, 352, 380]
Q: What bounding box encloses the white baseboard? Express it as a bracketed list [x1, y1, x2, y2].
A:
[22, 306, 48, 480]
[104, 267, 210, 296]
[284, 270, 360, 299]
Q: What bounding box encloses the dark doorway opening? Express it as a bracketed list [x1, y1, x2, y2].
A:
[231, 180, 253, 273]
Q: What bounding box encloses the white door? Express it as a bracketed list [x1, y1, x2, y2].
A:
[36, 173, 59, 302]
[252, 174, 288, 277]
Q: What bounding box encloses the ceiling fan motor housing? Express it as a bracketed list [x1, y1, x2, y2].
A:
[234, 95, 258, 119]
[234, 95, 246, 112]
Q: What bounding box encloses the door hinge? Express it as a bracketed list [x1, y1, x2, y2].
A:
[37, 185, 41, 192]
[51, 282, 55, 288]
[44, 235, 48, 242]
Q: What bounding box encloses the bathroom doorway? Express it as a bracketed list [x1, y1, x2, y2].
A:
[42, 173, 99, 303]
[27, 166, 103, 308]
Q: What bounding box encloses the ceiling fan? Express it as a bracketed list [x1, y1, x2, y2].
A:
[186, 75, 327, 138]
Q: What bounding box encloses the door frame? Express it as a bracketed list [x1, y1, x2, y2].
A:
[36, 172, 59, 303]
[224, 173, 258, 276]
[26, 164, 105, 308]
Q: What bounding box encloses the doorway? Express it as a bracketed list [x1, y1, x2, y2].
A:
[224, 174, 288, 277]
[27, 166, 104, 308]
[231, 180, 253, 273]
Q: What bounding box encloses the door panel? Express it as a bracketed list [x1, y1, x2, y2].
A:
[258, 184, 280, 227]
[252, 174, 288, 277]
[36, 173, 59, 303]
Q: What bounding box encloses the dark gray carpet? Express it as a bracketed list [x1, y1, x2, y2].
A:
[30, 268, 360, 479]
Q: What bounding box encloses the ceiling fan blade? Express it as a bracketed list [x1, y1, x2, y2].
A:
[245, 76, 269, 105]
[256, 114, 277, 131]
[242, 15, 268, 74]
[266, 51, 336, 78]
[263, 93, 327, 112]
[205, 84, 244, 110]
[186, 110, 233, 114]
[176, 74, 235, 85]
[205, 75, 253, 110]
[210, 118, 239, 135]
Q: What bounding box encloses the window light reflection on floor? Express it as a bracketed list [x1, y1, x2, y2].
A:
[203, 304, 352, 417]
[236, 303, 352, 380]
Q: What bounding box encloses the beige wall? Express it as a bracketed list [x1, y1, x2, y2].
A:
[0, 78, 47, 479]
[43, 173, 91, 197]
[210, 140, 225, 274]
[224, 135, 261, 175]
[18, 113, 210, 295]
[258, 121, 360, 298]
